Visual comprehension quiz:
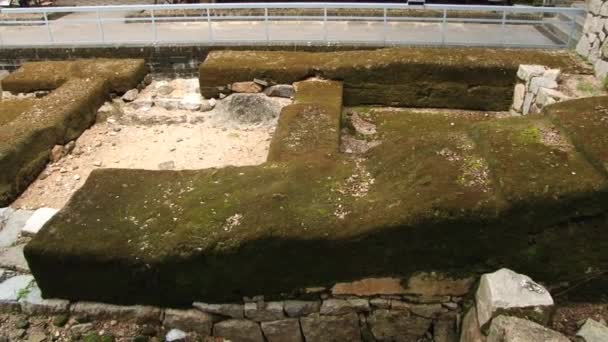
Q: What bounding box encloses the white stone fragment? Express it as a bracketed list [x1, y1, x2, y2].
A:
[542, 69, 561, 83]
[517, 65, 546, 82]
[576, 319, 608, 342]
[121, 89, 139, 102]
[537, 88, 568, 107]
[475, 268, 553, 330]
[22, 208, 59, 236]
[522, 92, 535, 115]
[529, 76, 558, 94]
[576, 34, 592, 58]
[487, 315, 569, 342]
[166, 328, 187, 341]
[0, 209, 33, 248]
[512, 83, 525, 112]
[594, 59, 608, 79]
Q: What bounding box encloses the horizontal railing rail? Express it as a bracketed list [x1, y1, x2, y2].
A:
[0, 2, 587, 49]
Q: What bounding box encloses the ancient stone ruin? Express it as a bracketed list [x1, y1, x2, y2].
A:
[0, 48, 607, 341]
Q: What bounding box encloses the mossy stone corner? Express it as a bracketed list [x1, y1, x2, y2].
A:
[199, 48, 585, 111]
[24, 80, 608, 305]
[0, 59, 147, 206]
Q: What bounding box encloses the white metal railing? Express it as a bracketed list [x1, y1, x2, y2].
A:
[0, 2, 586, 49]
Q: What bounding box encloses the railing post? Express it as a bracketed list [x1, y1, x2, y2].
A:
[501, 10, 507, 47]
[441, 8, 446, 46]
[207, 7, 213, 43]
[44, 11, 54, 44]
[566, 13, 576, 48]
[264, 7, 270, 43]
[96, 9, 105, 44]
[383, 7, 387, 45]
[151, 9, 157, 44]
[323, 7, 328, 43]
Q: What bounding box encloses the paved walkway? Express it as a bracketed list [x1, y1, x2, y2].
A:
[0, 10, 570, 48]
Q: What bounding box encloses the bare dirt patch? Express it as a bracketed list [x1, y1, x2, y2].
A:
[10, 78, 291, 210]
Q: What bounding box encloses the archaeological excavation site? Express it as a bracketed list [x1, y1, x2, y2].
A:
[0, 47, 607, 342]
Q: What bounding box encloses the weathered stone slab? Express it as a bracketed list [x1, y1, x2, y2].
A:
[487, 315, 568, 342]
[0, 209, 33, 248]
[284, 300, 320, 318]
[476, 268, 553, 330]
[193, 302, 243, 318]
[0, 244, 29, 272]
[19, 283, 69, 315]
[70, 302, 161, 323]
[21, 208, 58, 236]
[300, 312, 361, 342]
[261, 319, 303, 342]
[320, 299, 355, 315]
[367, 309, 431, 342]
[517, 65, 545, 82]
[0, 274, 33, 311]
[244, 301, 285, 322]
[163, 308, 213, 335]
[264, 84, 295, 98]
[213, 319, 264, 342]
[576, 318, 608, 342]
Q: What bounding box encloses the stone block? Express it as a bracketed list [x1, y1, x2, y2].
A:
[576, 34, 592, 58]
[0, 244, 29, 272]
[70, 302, 162, 324]
[300, 312, 361, 342]
[542, 69, 561, 83]
[512, 83, 525, 112]
[320, 299, 355, 315]
[231, 81, 263, 93]
[576, 318, 608, 342]
[244, 301, 285, 322]
[163, 308, 213, 335]
[594, 59, 608, 78]
[283, 300, 320, 317]
[537, 88, 568, 107]
[19, 283, 69, 315]
[264, 84, 295, 98]
[213, 319, 264, 342]
[589, 0, 603, 15]
[404, 272, 475, 297]
[193, 302, 243, 318]
[331, 277, 407, 296]
[475, 268, 553, 330]
[0, 209, 33, 248]
[21, 208, 59, 236]
[367, 309, 431, 342]
[529, 76, 558, 95]
[517, 65, 546, 82]
[459, 307, 485, 342]
[601, 2, 608, 16]
[347, 298, 370, 313]
[487, 315, 568, 342]
[522, 92, 534, 115]
[370, 298, 391, 309]
[261, 319, 303, 342]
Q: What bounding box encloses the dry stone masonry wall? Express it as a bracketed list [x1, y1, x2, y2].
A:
[577, 0, 608, 78]
[512, 64, 569, 115]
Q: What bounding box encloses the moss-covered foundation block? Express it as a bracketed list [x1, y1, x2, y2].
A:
[2, 59, 147, 93]
[24, 91, 608, 306]
[199, 48, 584, 111]
[0, 58, 148, 206]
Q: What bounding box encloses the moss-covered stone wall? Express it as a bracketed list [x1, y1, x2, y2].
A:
[0, 59, 147, 206]
[24, 80, 608, 306]
[199, 48, 586, 111]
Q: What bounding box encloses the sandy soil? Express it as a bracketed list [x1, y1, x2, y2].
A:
[10, 78, 290, 210]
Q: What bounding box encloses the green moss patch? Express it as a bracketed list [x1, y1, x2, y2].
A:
[546, 96, 608, 176]
[0, 99, 36, 126]
[2, 59, 147, 93]
[268, 80, 343, 162]
[470, 116, 608, 226]
[199, 48, 583, 110]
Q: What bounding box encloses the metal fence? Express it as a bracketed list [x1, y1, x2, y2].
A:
[0, 2, 587, 48]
